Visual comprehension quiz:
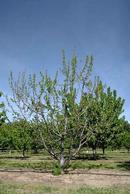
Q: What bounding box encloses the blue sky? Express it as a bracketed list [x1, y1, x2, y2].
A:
[0, 0, 130, 121]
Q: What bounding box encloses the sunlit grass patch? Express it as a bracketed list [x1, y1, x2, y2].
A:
[0, 183, 130, 194]
[0, 182, 58, 194]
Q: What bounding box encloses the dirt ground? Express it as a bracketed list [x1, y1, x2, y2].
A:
[0, 169, 130, 188]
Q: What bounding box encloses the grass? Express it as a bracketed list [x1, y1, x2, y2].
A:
[0, 150, 130, 193]
[0, 182, 130, 194]
[0, 159, 55, 170]
[70, 149, 130, 171]
[0, 149, 130, 171]
[69, 187, 130, 194]
[0, 182, 58, 194]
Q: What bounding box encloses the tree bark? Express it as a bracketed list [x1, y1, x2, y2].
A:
[60, 155, 65, 169]
[60, 135, 65, 170]
[92, 148, 97, 160]
[102, 145, 105, 155]
[22, 149, 25, 158]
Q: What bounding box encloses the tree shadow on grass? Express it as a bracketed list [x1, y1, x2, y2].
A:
[73, 153, 108, 160]
[117, 161, 130, 170]
[0, 156, 30, 160]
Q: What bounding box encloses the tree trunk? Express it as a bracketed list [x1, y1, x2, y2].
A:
[60, 155, 65, 169]
[92, 148, 97, 160]
[102, 145, 105, 155]
[22, 149, 25, 158]
[60, 133, 65, 171]
[33, 147, 39, 154]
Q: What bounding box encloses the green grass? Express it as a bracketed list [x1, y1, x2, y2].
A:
[70, 149, 130, 171]
[69, 187, 130, 194]
[70, 160, 121, 170]
[0, 159, 55, 170]
[0, 182, 58, 194]
[0, 150, 130, 193]
[0, 182, 130, 194]
[0, 149, 130, 171]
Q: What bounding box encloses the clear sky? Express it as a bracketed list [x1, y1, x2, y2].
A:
[0, 0, 130, 121]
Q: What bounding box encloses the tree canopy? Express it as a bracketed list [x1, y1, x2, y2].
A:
[6, 53, 126, 169]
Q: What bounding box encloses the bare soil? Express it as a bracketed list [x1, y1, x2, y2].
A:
[0, 169, 130, 188]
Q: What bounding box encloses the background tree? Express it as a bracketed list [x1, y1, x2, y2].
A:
[30, 121, 44, 153]
[122, 131, 130, 152]
[96, 84, 124, 155]
[0, 91, 7, 126]
[80, 78, 125, 157]
[0, 91, 8, 151]
[121, 121, 130, 152]
[0, 123, 14, 151]
[9, 120, 32, 157]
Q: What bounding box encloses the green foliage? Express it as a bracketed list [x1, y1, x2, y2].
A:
[7, 53, 125, 168]
[8, 53, 94, 168]
[8, 120, 32, 157]
[80, 78, 124, 156]
[0, 123, 14, 150]
[30, 122, 44, 153]
[0, 92, 8, 150]
[52, 163, 62, 175]
[122, 130, 130, 151]
[0, 91, 7, 126]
